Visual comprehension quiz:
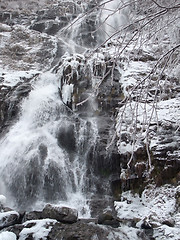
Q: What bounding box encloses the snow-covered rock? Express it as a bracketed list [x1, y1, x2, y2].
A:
[115, 185, 180, 239]
[0, 211, 19, 230]
[0, 231, 17, 240]
[19, 219, 56, 240]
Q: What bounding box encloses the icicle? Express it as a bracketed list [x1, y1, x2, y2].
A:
[62, 83, 74, 105]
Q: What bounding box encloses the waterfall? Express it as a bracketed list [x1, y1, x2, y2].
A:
[100, 0, 130, 41]
[0, 0, 124, 217]
[0, 72, 98, 217]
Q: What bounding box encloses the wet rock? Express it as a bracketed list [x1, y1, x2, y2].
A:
[141, 220, 153, 230]
[7, 219, 55, 239]
[57, 124, 76, 153]
[98, 211, 120, 228]
[0, 211, 19, 230]
[23, 211, 42, 222]
[42, 204, 78, 223]
[30, 20, 63, 35]
[48, 221, 113, 240]
[162, 218, 175, 227]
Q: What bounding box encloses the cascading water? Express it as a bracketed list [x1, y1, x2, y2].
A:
[0, 0, 128, 217]
[0, 72, 98, 217]
[100, 0, 130, 40]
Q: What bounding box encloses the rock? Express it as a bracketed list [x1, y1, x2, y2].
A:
[0, 211, 19, 230]
[42, 204, 78, 223]
[162, 218, 175, 227]
[141, 220, 153, 229]
[23, 211, 42, 222]
[6, 218, 123, 240]
[4, 224, 24, 239]
[98, 211, 120, 228]
[48, 220, 116, 240]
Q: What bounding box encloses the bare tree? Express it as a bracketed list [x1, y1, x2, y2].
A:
[60, 0, 180, 173]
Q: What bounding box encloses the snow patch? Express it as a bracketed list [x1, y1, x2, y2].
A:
[0, 70, 39, 87]
[0, 231, 17, 240]
[19, 219, 57, 240]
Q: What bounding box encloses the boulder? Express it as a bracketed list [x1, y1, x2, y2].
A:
[0, 211, 19, 230]
[162, 218, 175, 227]
[98, 211, 120, 228]
[42, 204, 78, 223]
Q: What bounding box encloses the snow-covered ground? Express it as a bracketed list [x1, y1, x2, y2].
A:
[115, 185, 180, 240]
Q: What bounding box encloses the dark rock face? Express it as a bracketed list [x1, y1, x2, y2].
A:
[150, 121, 180, 186]
[57, 124, 76, 153]
[48, 221, 111, 240]
[23, 211, 43, 222]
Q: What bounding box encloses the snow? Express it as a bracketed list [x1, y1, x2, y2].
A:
[0, 231, 17, 240]
[116, 97, 180, 154]
[118, 61, 151, 96]
[19, 219, 57, 240]
[153, 225, 180, 240]
[0, 70, 39, 87]
[0, 211, 19, 222]
[115, 185, 180, 240]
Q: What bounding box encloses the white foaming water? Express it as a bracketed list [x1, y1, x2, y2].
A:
[0, 72, 97, 217]
[100, 0, 130, 40]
